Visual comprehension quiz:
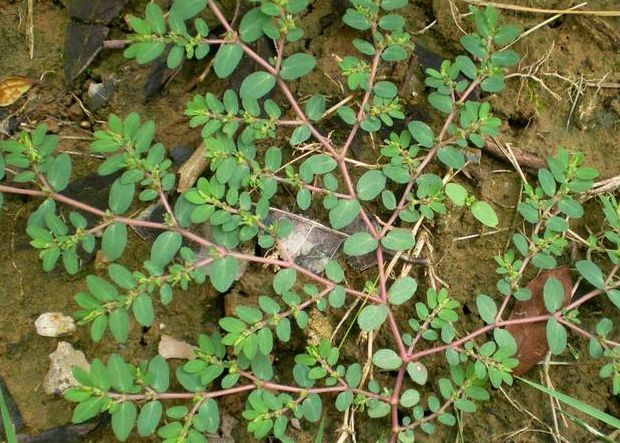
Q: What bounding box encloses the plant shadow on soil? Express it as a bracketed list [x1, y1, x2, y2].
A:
[0, 0, 618, 442]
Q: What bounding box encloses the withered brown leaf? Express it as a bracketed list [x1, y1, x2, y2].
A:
[506, 266, 572, 376]
[0, 77, 35, 107]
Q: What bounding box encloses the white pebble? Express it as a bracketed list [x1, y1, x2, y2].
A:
[35, 312, 76, 337]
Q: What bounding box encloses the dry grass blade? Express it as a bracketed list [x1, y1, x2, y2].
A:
[463, 0, 620, 16]
[505, 2, 586, 48]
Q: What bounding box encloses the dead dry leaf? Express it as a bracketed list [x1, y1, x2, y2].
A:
[0, 77, 35, 107]
[158, 334, 195, 360]
[506, 266, 572, 376]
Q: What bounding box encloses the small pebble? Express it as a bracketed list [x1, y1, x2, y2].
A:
[35, 312, 76, 337]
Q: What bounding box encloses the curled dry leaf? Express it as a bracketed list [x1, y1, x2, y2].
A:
[0, 77, 35, 107]
[506, 266, 572, 376]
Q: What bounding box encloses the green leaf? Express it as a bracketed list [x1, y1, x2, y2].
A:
[239, 71, 276, 100]
[47, 153, 71, 191]
[239, 8, 268, 43]
[167, 45, 185, 69]
[72, 397, 106, 423]
[382, 190, 396, 210]
[145, 2, 165, 34]
[357, 305, 388, 331]
[87, 275, 118, 301]
[264, 147, 282, 171]
[150, 232, 182, 269]
[0, 384, 17, 442]
[328, 286, 346, 308]
[494, 328, 517, 354]
[102, 223, 127, 261]
[406, 362, 428, 385]
[109, 180, 135, 214]
[353, 38, 375, 55]
[491, 50, 519, 67]
[532, 252, 556, 269]
[400, 389, 420, 407]
[148, 356, 169, 392]
[41, 247, 60, 272]
[437, 146, 465, 169]
[608, 290, 620, 310]
[538, 168, 556, 197]
[543, 277, 564, 313]
[305, 95, 325, 120]
[107, 354, 133, 392]
[90, 316, 107, 342]
[296, 188, 311, 209]
[481, 74, 505, 92]
[273, 268, 296, 294]
[445, 183, 467, 206]
[373, 81, 397, 98]
[381, 0, 408, 10]
[170, 0, 207, 20]
[407, 121, 434, 148]
[133, 42, 166, 64]
[454, 398, 476, 413]
[546, 318, 567, 355]
[290, 125, 311, 145]
[512, 233, 529, 256]
[213, 44, 244, 78]
[382, 44, 407, 61]
[132, 294, 154, 326]
[372, 349, 402, 370]
[381, 229, 414, 251]
[471, 201, 498, 227]
[111, 402, 137, 441]
[476, 294, 497, 324]
[343, 9, 370, 30]
[196, 399, 220, 433]
[575, 260, 605, 289]
[455, 55, 477, 79]
[209, 256, 238, 292]
[460, 34, 486, 58]
[493, 24, 521, 45]
[109, 309, 129, 343]
[335, 391, 354, 411]
[388, 277, 417, 305]
[517, 376, 620, 430]
[337, 106, 356, 125]
[301, 394, 322, 422]
[137, 401, 162, 437]
[428, 92, 452, 113]
[280, 53, 316, 80]
[343, 232, 377, 256]
[329, 199, 361, 229]
[356, 170, 386, 201]
[325, 260, 344, 283]
[299, 154, 336, 179]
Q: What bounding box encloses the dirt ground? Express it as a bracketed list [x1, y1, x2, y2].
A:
[0, 0, 619, 442]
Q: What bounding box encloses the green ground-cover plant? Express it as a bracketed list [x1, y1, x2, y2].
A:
[1, 1, 619, 442]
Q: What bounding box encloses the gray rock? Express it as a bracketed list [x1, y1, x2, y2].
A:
[42, 342, 89, 395]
